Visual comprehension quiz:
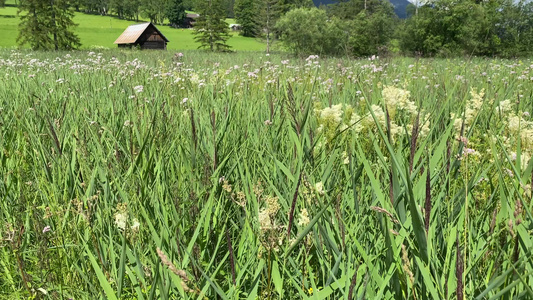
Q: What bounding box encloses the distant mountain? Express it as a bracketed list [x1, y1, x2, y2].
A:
[312, 0, 412, 19]
[389, 0, 411, 18]
[313, 0, 337, 6]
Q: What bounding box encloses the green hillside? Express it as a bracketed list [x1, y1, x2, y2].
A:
[0, 0, 265, 51]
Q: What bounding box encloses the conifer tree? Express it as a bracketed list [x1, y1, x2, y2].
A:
[278, 0, 312, 13]
[166, 0, 186, 27]
[18, 0, 81, 50]
[193, 0, 231, 51]
[234, 0, 260, 37]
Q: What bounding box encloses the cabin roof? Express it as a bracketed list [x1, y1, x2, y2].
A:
[114, 22, 169, 44]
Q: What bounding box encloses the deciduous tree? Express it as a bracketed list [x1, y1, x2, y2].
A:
[276, 7, 347, 55]
[397, 0, 533, 57]
[141, 0, 166, 24]
[347, 1, 396, 56]
[260, 0, 283, 53]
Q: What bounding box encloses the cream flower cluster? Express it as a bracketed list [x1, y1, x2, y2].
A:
[257, 195, 284, 252]
[507, 115, 533, 149]
[452, 88, 485, 134]
[314, 85, 428, 145]
[316, 103, 360, 144]
[367, 86, 429, 141]
[113, 202, 140, 233]
[381, 85, 417, 119]
[258, 195, 280, 232]
[492, 98, 532, 170]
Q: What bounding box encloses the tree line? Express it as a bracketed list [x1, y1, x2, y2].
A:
[269, 0, 533, 57]
[11, 0, 533, 57]
[68, 0, 193, 25]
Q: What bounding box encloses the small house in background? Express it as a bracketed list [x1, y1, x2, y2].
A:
[114, 23, 169, 50]
[183, 14, 199, 28]
[230, 24, 242, 31]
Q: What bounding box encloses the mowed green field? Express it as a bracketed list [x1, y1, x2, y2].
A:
[0, 0, 265, 50]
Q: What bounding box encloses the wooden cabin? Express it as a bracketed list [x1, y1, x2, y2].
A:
[183, 14, 200, 28]
[114, 23, 169, 50]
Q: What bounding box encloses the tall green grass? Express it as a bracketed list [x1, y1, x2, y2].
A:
[1, 50, 532, 299]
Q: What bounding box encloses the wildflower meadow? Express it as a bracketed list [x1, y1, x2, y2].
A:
[1, 50, 533, 299]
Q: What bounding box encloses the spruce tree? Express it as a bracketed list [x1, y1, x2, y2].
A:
[225, 0, 235, 18]
[234, 0, 260, 37]
[193, 0, 231, 51]
[166, 0, 186, 27]
[17, 0, 50, 50]
[276, 0, 312, 14]
[18, 0, 81, 50]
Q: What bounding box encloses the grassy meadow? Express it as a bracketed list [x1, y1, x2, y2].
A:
[1, 49, 533, 299]
[0, 0, 264, 51]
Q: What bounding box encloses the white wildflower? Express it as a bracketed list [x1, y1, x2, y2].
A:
[114, 212, 127, 231]
[349, 114, 364, 134]
[298, 208, 310, 227]
[131, 218, 140, 233]
[382, 86, 417, 117]
[342, 151, 350, 164]
[497, 99, 513, 114]
[37, 288, 48, 295]
[315, 182, 325, 196]
[134, 85, 144, 93]
[258, 209, 272, 230]
[265, 196, 280, 216]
